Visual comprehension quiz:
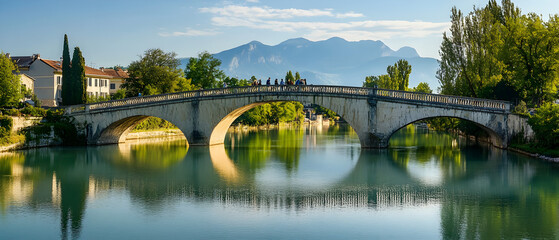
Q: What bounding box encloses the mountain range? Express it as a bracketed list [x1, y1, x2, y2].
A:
[181, 37, 440, 89]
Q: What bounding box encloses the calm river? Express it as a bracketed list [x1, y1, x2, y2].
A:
[1, 125, 558, 239]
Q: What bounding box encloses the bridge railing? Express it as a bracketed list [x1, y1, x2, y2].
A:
[374, 89, 510, 111]
[65, 85, 509, 114]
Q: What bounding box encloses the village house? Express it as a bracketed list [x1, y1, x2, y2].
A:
[10, 54, 112, 107]
[17, 73, 35, 92]
[100, 67, 129, 95]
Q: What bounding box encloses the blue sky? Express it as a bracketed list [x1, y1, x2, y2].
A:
[1, 0, 558, 68]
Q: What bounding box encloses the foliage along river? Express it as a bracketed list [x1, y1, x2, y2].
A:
[1, 124, 558, 239]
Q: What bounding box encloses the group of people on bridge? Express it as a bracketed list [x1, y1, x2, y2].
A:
[222, 77, 308, 88]
[252, 77, 308, 86]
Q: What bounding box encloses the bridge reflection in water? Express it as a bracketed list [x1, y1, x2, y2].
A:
[0, 126, 557, 239]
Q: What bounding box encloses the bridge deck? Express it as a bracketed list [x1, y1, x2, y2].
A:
[65, 85, 510, 114]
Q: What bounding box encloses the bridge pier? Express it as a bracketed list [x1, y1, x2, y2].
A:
[185, 131, 210, 146]
[357, 133, 389, 148]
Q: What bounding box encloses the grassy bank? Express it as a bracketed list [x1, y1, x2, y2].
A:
[509, 143, 559, 158]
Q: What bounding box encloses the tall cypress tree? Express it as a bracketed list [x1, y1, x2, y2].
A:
[71, 47, 87, 104]
[61, 34, 72, 105]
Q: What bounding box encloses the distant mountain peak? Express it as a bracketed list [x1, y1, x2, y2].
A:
[279, 37, 311, 45]
[393, 46, 420, 58]
[324, 37, 347, 43]
[244, 40, 265, 52]
[248, 40, 264, 45]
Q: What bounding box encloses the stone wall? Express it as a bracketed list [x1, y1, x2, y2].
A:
[11, 117, 42, 132]
[507, 114, 534, 141]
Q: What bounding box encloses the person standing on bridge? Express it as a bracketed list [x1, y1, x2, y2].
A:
[266, 77, 271, 85]
[223, 82, 227, 88]
[274, 79, 279, 85]
[280, 79, 285, 85]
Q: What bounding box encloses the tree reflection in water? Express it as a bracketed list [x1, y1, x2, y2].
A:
[0, 125, 559, 239]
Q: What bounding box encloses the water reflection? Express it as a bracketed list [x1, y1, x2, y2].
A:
[209, 145, 241, 184]
[0, 125, 559, 239]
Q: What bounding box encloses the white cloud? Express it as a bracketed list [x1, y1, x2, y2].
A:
[199, 5, 333, 19]
[159, 28, 220, 37]
[336, 12, 364, 18]
[246, 0, 259, 2]
[199, 5, 450, 40]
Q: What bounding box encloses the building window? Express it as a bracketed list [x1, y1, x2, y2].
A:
[105, 80, 108, 87]
[95, 79, 98, 87]
[88, 78, 92, 87]
[110, 83, 116, 89]
[57, 76, 61, 85]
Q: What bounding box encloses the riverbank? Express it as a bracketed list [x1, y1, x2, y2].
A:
[127, 129, 185, 140]
[508, 143, 559, 162]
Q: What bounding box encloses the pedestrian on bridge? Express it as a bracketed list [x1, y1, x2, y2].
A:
[266, 78, 271, 85]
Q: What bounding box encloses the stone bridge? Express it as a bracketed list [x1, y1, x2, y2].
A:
[65, 85, 531, 148]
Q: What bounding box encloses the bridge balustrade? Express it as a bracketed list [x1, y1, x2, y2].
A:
[374, 89, 509, 111]
[65, 85, 509, 114]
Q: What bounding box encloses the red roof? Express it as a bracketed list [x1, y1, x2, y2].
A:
[100, 68, 129, 79]
[41, 59, 113, 78]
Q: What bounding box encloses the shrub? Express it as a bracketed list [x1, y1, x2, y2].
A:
[528, 103, 559, 148]
[45, 109, 65, 122]
[513, 100, 529, 117]
[5, 108, 20, 117]
[0, 115, 13, 143]
[20, 106, 47, 117]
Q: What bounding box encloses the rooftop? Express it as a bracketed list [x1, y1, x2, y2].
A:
[40, 59, 113, 78]
[100, 68, 129, 79]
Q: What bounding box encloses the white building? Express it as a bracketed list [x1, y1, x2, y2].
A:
[10, 54, 112, 107]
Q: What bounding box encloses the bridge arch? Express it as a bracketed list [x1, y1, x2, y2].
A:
[96, 115, 187, 145]
[383, 116, 504, 148]
[207, 98, 367, 147]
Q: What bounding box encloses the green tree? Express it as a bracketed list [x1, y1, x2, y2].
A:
[528, 103, 559, 147]
[236, 101, 304, 126]
[111, 89, 126, 100]
[71, 47, 87, 104]
[185, 51, 225, 89]
[438, 0, 559, 106]
[61, 34, 72, 106]
[437, 3, 508, 98]
[395, 59, 412, 90]
[295, 72, 301, 80]
[507, 13, 559, 106]
[363, 74, 394, 89]
[413, 82, 433, 93]
[285, 71, 294, 82]
[363, 59, 411, 90]
[124, 49, 191, 96]
[176, 78, 198, 92]
[0, 53, 22, 106]
[223, 77, 250, 87]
